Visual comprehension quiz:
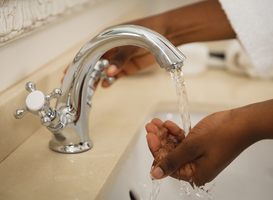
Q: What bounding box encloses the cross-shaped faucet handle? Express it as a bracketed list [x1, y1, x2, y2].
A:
[14, 82, 62, 126]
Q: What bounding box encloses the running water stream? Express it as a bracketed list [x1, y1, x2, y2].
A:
[169, 67, 191, 137]
[149, 67, 215, 200]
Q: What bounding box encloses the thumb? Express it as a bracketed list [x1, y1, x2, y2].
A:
[151, 141, 199, 180]
[105, 46, 138, 77]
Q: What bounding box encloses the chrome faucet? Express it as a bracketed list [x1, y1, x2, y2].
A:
[14, 25, 186, 153]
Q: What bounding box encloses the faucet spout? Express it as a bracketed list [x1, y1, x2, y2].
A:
[49, 25, 186, 153]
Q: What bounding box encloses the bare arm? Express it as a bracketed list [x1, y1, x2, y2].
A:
[102, 0, 236, 87]
[148, 0, 236, 46]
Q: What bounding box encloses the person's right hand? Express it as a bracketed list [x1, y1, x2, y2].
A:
[146, 107, 261, 186]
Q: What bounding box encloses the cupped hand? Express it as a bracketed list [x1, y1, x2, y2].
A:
[146, 109, 255, 186]
[146, 118, 185, 164]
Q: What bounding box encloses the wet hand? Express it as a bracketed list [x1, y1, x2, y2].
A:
[146, 110, 255, 186]
[146, 118, 185, 166]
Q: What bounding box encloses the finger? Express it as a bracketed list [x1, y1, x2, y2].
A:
[105, 64, 121, 77]
[145, 120, 161, 140]
[164, 120, 185, 141]
[101, 70, 126, 88]
[151, 118, 164, 129]
[101, 79, 110, 88]
[151, 137, 201, 180]
[148, 118, 169, 140]
[146, 132, 161, 158]
[145, 118, 164, 134]
[145, 118, 165, 158]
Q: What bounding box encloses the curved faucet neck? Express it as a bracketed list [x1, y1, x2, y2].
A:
[53, 25, 185, 153]
[59, 25, 185, 111]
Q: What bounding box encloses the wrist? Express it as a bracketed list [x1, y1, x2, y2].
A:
[230, 100, 273, 144]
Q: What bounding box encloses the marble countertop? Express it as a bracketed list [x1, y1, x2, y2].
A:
[1, 62, 273, 199]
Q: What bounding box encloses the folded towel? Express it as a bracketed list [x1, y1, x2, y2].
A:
[219, 0, 273, 78]
[225, 40, 259, 77]
[178, 43, 209, 75]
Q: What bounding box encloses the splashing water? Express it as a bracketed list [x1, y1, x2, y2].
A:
[180, 180, 191, 197]
[149, 67, 215, 200]
[193, 182, 216, 200]
[149, 167, 162, 200]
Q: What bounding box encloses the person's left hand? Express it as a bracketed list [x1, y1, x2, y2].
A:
[101, 45, 156, 87]
[61, 45, 156, 87]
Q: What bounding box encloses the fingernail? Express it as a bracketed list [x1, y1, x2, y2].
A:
[152, 166, 164, 179]
[106, 64, 118, 74]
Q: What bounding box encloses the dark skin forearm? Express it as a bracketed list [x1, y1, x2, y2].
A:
[124, 0, 236, 46]
[231, 99, 273, 142]
[164, 0, 236, 45]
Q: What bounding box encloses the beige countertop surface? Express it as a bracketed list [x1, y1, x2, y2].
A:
[1, 62, 273, 199]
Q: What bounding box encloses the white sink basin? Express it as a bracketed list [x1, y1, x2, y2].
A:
[105, 111, 273, 200]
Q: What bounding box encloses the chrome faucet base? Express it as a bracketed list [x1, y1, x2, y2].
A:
[49, 140, 93, 153]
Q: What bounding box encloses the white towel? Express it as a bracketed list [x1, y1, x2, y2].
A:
[219, 0, 273, 78]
